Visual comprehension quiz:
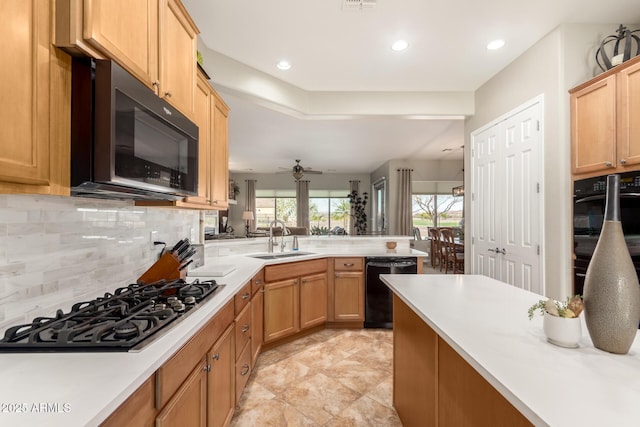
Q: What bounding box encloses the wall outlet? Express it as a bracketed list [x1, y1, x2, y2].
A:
[149, 230, 158, 250]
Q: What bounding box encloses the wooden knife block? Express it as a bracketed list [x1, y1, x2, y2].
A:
[138, 252, 186, 284]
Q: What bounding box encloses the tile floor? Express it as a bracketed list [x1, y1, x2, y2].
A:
[230, 328, 402, 427]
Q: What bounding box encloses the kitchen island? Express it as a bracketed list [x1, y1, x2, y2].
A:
[381, 274, 640, 426]
[0, 237, 424, 426]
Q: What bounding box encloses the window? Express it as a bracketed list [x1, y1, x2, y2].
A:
[412, 194, 463, 237]
[255, 190, 297, 228]
[255, 189, 350, 233]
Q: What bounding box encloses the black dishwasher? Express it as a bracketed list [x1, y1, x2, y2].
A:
[364, 257, 417, 328]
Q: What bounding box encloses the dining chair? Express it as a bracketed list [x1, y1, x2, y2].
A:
[441, 228, 464, 274]
[428, 228, 441, 268]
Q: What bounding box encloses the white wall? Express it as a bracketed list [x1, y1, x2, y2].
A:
[371, 159, 464, 235]
[227, 172, 371, 233]
[464, 23, 629, 300]
[0, 195, 199, 333]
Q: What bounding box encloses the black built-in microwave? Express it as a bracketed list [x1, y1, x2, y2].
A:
[70, 58, 198, 200]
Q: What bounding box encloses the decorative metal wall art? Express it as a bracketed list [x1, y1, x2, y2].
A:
[596, 25, 640, 72]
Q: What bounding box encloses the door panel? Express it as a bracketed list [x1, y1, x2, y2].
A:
[471, 99, 542, 294]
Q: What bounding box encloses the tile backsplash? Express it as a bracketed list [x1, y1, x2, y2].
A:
[0, 195, 200, 333]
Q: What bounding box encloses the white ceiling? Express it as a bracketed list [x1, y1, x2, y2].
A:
[182, 0, 640, 175]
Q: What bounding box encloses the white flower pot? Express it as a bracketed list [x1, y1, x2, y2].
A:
[543, 312, 582, 348]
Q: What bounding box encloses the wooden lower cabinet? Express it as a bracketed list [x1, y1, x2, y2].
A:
[300, 272, 328, 329]
[329, 257, 364, 324]
[251, 284, 264, 366]
[264, 278, 300, 343]
[235, 340, 252, 405]
[207, 325, 235, 427]
[100, 376, 156, 427]
[393, 295, 532, 427]
[156, 359, 208, 427]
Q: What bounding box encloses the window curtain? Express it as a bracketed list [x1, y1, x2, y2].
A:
[245, 179, 256, 232]
[397, 169, 413, 235]
[296, 180, 310, 231]
[349, 180, 360, 235]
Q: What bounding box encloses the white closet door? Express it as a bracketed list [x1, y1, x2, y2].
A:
[471, 98, 543, 294]
[500, 104, 542, 293]
[472, 124, 503, 280]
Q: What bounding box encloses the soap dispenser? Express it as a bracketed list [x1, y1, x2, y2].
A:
[292, 236, 299, 251]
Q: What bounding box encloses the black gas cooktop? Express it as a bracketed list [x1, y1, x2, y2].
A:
[0, 279, 224, 352]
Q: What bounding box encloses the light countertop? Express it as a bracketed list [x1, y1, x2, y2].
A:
[381, 274, 640, 426]
[0, 245, 425, 426]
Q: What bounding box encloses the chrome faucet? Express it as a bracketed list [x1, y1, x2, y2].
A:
[268, 219, 289, 253]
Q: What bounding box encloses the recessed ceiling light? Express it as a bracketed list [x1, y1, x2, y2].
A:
[391, 40, 409, 51]
[277, 60, 291, 70]
[487, 39, 505, 50]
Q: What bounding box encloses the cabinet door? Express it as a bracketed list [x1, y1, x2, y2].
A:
[210, 92, 230, 208]
[570, 75, 617, 175]
[0, 0, 71, 195]
[101, 376, 156, 427]
[156, 360, 207, 427]
[251, 286, 264, 366]
[617, 60, 640, 169]
[334, 271, 364, 321]
[264, 278, 300, 343]
[83, 0, 158, 89]
[208, 325, 235, 427]
[300, 272, 328, 329]
[158, 0, 198, 117]
[183, 71, 211, 205]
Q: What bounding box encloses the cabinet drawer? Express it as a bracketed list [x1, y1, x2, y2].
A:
[251, 269, 265, 295]
[234, 303, 251, 359]
[235, 340, 252, 404]
[334, 257, 363, 271]
[265, 258, 328, 282]
[234, 281, 252, 315]
[155, 299, 234, 409]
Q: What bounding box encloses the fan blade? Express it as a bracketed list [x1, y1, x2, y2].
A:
[303, 170, 322, 174]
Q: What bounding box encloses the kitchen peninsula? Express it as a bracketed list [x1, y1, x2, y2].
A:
[0, 237, 424, 426]
[382, 274, 640, 426]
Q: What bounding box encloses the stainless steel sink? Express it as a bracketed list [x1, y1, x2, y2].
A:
[249, 251, 314, 260]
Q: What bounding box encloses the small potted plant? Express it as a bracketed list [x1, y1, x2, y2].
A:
[528, 295, 584, 348]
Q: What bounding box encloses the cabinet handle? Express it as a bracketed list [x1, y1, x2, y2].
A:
[240, 364, 250, 376]
[254, 279, 262, 285]
[343, 263, 355, 267]
[212, 353, 220, 361]
[152, 81, 159, 87]
[620, 159, 627, 165]
[242, 292, 250, 300]
[242, 324, 250, 333]
[204, 364, 211, 372]
[605, 161, 613, 167]
[261, 289, 265, 293]
[164, 91, 172, 98]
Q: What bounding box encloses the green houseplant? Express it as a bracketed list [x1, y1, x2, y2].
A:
[348, 190, 368, 235]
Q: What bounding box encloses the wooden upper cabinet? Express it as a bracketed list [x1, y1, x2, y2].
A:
[183, 70, 212, 206]
[211, 92, 230, 209]
[82, 0, 158, 89]
[570, 55, 640, 179]
[158, 0, 198, 118]
[0, 0, 71, 195]
[56, 0, 198, 118]
[570, 75, 617, 175]
[617, 59, 640, 169]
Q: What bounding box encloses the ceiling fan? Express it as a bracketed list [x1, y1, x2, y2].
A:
[277, 159, 323, 180]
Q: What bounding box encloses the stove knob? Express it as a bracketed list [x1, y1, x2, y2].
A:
[173, 303, 186, 312]
[184, 296, 197, 305]
[167, 296, 178, 304]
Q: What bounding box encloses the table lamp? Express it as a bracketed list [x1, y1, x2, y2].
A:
[242, 211, 254, 237]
